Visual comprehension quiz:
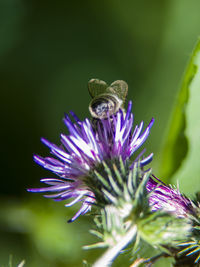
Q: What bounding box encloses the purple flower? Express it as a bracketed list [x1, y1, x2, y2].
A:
[28, 101, 154, 222]
[147, 175, 193, 218]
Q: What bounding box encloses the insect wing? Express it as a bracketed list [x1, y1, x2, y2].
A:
[88, 79, 108, 98]
[108, 80, 128, 104]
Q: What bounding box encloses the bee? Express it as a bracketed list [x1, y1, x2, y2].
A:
[88, 79, 128, 120]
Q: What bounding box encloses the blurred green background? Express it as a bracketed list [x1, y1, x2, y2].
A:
[1, 0, 200, 266]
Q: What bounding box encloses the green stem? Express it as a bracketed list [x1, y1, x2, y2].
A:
[93, 225, 137, 267]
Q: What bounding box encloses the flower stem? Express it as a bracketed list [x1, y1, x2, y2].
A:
[93, 225, 137, 267]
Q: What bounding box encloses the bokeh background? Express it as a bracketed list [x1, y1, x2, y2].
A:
[1, 0, 200, 266]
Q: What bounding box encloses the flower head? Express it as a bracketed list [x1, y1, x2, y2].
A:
[147, 175, 193, 218]
[28, 101, 154, 222]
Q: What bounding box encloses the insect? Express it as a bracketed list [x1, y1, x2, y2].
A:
[88, 79, 128, 119]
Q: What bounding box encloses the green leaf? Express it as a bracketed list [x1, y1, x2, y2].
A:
[160, 40, 200, 192]
[171, 40, 200, 193]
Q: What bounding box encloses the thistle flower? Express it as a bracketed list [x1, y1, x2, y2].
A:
[146, 175, 193, 218]
[28, 101, 154, 222]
